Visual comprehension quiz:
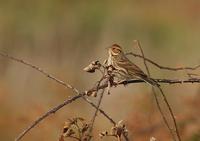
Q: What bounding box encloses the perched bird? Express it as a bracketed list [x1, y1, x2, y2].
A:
[107, 44, 159, 86]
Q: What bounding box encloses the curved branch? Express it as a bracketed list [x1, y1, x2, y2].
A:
[126, 52, 200, 71]
[15, 94, 83, 141]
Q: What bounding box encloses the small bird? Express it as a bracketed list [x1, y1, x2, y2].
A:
[107, 44, 159, 86]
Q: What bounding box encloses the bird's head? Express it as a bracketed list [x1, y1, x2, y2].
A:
[108, 44, 123, 56]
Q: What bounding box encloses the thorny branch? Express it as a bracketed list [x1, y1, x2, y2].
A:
[15, 94, 84, 141]
[0, 46, 199, 141]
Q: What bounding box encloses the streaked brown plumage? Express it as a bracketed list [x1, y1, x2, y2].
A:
[107, 44, 159, 86]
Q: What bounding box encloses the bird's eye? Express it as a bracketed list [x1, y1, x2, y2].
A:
[112, 48, 121, 54]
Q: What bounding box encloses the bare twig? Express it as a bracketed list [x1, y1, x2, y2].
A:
[15, 94, 84, 141]
[133, 40, 150, 75]
[133, 40, 176, 140]
[126, 52, 200, 71]
[82, 96, 116, 124]
[88, 88, 105, 140]
[124, 78, 200, 84]
[14, 82, 118, 141]
[0, 52, 80, 94]
[87, 78, 200, 95]
[87, 65, 122, 141]
[13, 76, 195, 141]
[133, 40, 181, 141]
[0, 52, 117, 141]
[0, 53, 115, 120]
[152, 90, 176, 138]
[1, 52, 199, 90]
[157, 86, 182, 141]
[0, 52, 129, 140]
[0, 51, 198, 141]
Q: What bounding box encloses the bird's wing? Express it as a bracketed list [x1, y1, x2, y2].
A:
[116, 55, 158, 86]
[118, 56, 147, 77]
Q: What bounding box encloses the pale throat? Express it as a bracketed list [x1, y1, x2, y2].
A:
[107, 50, 113, 66]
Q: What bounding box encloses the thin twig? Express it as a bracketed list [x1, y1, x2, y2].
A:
[86, 78, 200, 106]
[133, 40, 150, 75]
[13, 76, 195, 141]
[15, 94, 84, 141]
[10, 77, 199, 141]
[15, 80, 117, 141]
[125, 78, 200, 84]
[88, 88, 105, 140]
[0, 52, 117, 141]
[0, 51, 197, 141]
[0, 52, 79, 94]
[88, 74, 106, 140]
[126, 52, 200, 71]
[0, 52, 113, 114]
[134, 40, 181, 141]
[0, 52, 129, 141]
[88, 78, 200, 94]
[133, 40, 176, 140]
[1, 52, 199, 89]
[0, 53, 116, 118]
[157, 86, 182, 141]
[82, 96, 116, 124]
[152, 89, 176, 139]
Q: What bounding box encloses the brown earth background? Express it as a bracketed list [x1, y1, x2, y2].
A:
[0, 1, 200, 141]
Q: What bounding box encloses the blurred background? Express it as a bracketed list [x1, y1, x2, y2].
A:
[0, 0, 200, 141]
